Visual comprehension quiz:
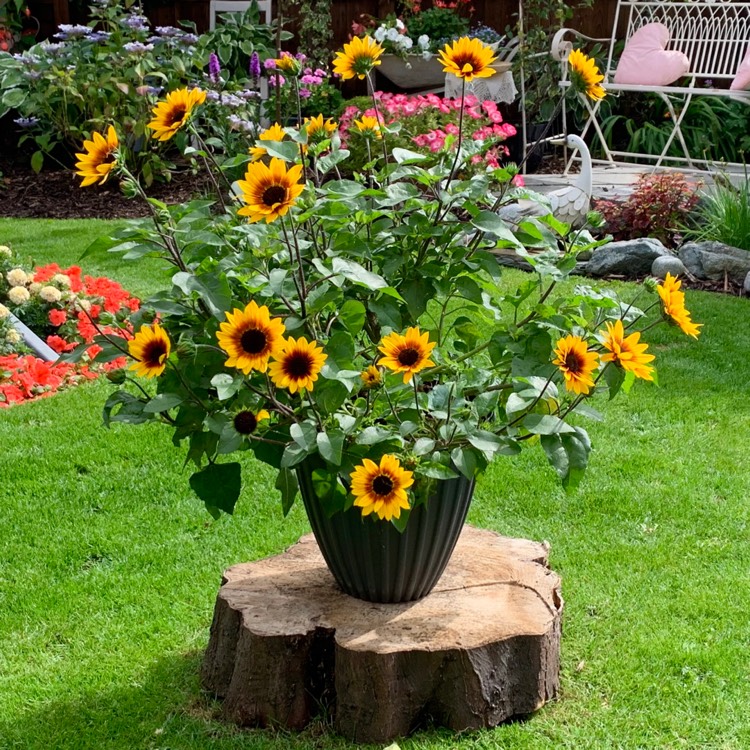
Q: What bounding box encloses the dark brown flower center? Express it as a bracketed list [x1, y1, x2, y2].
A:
[372, 474, 394, 496]
[142, 339, 167, 366]
[262, 184, 286, 206]
[284, 352, 314, 379]
[240, 327, 268, 355]
[455, 54, 480, 71]
[564, 351, 584, 374]
[233, 410, 258, 434]
[166, 105, 187, 127]
[397, 347, 420, 367]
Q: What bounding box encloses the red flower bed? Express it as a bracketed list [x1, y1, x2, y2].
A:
[0, 262, 138, 408]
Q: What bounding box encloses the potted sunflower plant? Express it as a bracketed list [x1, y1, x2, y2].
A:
[70, 40, 700, 603]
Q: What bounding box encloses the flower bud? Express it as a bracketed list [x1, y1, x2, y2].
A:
[106, 368, 128, 384]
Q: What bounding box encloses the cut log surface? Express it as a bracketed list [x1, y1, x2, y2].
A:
[202, 525, 563, 744]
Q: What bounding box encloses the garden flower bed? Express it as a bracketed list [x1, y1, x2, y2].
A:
[0, 250, 138, 407]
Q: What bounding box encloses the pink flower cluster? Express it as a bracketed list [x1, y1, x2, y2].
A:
[339, 93, 518, 169]
[264, 52, 328, 97]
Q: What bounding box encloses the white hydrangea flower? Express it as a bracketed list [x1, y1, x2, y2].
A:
[400, 36, 414, 50]
[77, 298, 92, 312]
[0, 303, 9, 319]
[421, 50, 433, 60]
[7, 328, 21, 345]
[374, 26, 386, 42]
[6, 268, 28, 286]
[8, 286, 30, 305]
[28, 282, 42, 295]
[52, 273, 72, 288]
[385, 27, 401, 42]
[40, 286, 62, 303]
[0, 245, 11, 257]
[418, 34, 430, 49]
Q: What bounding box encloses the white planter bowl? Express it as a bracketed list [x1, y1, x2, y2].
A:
[377, 54, 446, 89]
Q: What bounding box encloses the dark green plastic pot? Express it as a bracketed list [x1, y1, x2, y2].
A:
[297, 466, 475, 603]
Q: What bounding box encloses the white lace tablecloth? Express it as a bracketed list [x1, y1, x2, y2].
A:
[444, 70, 518, 104]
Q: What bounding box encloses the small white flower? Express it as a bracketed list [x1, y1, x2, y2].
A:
[77, 299, 92, 312]
[6, 328, 21, 345]
[8, 286, 30, 305]
[0, 303, 9, 319]
[28, 282, 42, 295]
[400, 37, 414, 50]
[6, 268, 28, 286]
[52, 273, 71, 288]
[385, 27, 401, 42]
[418, 34, 430, 49]
[40, 286, 62, 303]
[0, 245, 11, 257]
[421, 50, 433, 60]
[374, 26, 386, 42]
[395, 19, 405, 30]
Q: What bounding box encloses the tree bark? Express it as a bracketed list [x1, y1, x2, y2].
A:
[202, 525, 563, 743]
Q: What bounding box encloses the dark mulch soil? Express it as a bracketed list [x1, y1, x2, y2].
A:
[0, 158, 211, 220]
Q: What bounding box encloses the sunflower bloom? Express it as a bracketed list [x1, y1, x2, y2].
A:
[332, 35, 384, 80]
[233, 408, 270, 435]
[216, 301, 286, 374]
[274, 53, 301, 75]
[353, 115, 382, 139]
[657, 273, 702, 338]
[249, 122, 288, 162]
[568, 49, 606, 101]
[378, 327, 436, 384]
[437, 37, 497, 82]
[128, 322, 171, 378]
[600, 319, 655, 381]
[304, 114, 338, 143]
[360, 365, 382, 388]
[350, 454, 413, 522]
[268, 336, 327, 393]
[552, 335, 599, 395]
[236, 158, 305, 224]
[74, 125, 119, 187]
[147, 87, 206, 141]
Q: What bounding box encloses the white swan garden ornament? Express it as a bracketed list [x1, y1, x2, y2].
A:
[545, 134, 593, 227]
[496, 134, 594, 229]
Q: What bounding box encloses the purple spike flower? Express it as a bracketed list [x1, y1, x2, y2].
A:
[250, 51, 261, 81]
[209, 52, 221, 84]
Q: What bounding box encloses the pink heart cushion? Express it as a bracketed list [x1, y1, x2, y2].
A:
[730, 45, 750, 90]
[614, 23, 690, 86]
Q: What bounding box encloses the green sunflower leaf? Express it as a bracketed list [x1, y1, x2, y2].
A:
[189, 462, 242, 516]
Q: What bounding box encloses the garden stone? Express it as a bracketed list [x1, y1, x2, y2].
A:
[678, 242, 750, 285]
[584, 238, 669, 277]
[202, 526, 562, 744]
[651, 255, 687, 280]
[744, 271, 750, 295]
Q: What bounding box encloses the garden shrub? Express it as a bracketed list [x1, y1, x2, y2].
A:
[682, 177, 750, 252]
[0, 0, 273, 180]
[594, 173, 700, 249]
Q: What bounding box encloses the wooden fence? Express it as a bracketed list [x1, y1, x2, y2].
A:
[34, 0, 619, 51]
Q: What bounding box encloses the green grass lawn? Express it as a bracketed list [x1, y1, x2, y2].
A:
[1, 219, 749, 749]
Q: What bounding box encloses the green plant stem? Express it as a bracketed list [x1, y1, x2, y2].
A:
[119, 165, 188, 274]
[279, 215, 307, 320]
[366, 71, 390, 179]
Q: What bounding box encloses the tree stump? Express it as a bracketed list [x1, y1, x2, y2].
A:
[201, 525, 563, 744]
